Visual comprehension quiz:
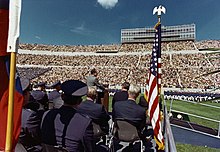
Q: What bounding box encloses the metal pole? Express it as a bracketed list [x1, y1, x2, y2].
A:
[152, 5, 166, 151]
[5, 52, 16, 151]
[218, 122, 220, 137]
[170, 99, 173, 113]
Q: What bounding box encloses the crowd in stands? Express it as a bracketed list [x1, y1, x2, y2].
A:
[20, 40, 219, 52]
[18, 67, 51, 80]
[120, 41, 197, 52]
[195, 40, 220, 49]
[17, 54, 140, 67]
[17, 49, 219, 89]
[164, 91, 220, 102]
[19, 43, 121, 52]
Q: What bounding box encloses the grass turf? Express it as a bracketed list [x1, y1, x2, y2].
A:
[176, 143, 220, 152]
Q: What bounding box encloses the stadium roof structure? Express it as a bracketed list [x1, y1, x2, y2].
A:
[121, 24, 196, 43]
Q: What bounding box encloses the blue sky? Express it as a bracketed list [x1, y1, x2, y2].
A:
[20, 0, 220, 45]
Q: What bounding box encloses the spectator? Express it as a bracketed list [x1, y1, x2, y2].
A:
[77, 86, 110, 134]
[36, 82, 46, 92]
[112, 84, 146, 131]
[41, 80, 95, 152]
[112, 81, 130, 109]
[31, 90, 49, 110]
[48, 80, 63, 109]
[19, 78, 44, 152]
[138, 95, 148, 110]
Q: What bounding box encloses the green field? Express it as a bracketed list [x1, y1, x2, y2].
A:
[107, 95, 220, 151]
[165, 99, 220, 129]
[108, 96, 220, 129]
[176, 143, 220, 152]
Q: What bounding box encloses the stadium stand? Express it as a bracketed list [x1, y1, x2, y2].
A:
[16, 40, 220, 151]
[17, 40, 220, 90]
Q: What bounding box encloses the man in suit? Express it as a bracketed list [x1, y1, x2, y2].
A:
[86, 68, 105, 104]
[86, 69, 103, 88]
[112, 84, 146, 130]
[41, 80, 95, 152]
[138, 95, 148, 110]
[77, 86, 110, 134]
[112, 81, 130, 109]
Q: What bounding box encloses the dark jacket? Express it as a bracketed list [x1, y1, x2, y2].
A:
[112, 99, 146, 130]
[138, 96, 148, 109]
[20, 108, 44, 151]
[41, 106, 94, 152]
[77, 100, 110, 133]
[112, 90, 128, 108]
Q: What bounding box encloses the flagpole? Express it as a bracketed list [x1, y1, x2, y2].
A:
[152, 5, 166, 150]
[5, 52, 16, 152]
[153, 5, 165, 95]
[4, 0, 22, 151]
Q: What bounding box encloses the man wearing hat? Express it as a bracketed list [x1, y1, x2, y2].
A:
[36, 82, 46, 92]
[48, 80, 63, 109]
[41, 80, 95, 152]
[31, 81, 49, 110]
[30, 90, 48, 110]
[19, 78, 44, 152]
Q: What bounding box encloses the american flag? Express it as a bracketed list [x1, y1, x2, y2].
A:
[146, 23, 164, 149]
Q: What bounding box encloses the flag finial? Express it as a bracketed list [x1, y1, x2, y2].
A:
[153, 5, 166, 23]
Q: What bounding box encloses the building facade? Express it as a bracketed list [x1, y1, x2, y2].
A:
[121, 24, 196, 43]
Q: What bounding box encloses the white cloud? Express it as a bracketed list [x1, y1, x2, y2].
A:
[71, 24, 85, 33]
[35, 36, 41, 39]
[70, 23, 92, 35]
[97, 0, 118, 9]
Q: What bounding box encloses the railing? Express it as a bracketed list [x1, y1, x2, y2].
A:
[168, 99, 220, 137]
[163, 101, 177, 152]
